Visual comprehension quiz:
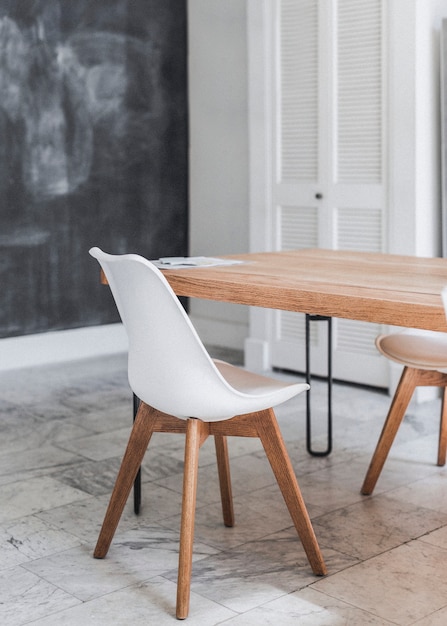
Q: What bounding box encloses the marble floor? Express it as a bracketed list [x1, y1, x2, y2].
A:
[1, 349, 447, 625]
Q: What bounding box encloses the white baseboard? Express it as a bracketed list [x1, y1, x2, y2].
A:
[0, 324, 128, 372]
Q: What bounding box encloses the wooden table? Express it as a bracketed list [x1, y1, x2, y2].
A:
[159, 248, 447, 457]
[161, 249, 447, 331]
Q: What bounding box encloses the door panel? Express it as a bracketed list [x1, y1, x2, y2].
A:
[269, 0, 387, 386]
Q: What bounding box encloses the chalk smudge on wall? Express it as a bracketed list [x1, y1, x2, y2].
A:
[0, 0, 188, 338]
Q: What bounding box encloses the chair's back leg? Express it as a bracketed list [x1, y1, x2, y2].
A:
[438, 386, 447, 466]
[214, 435, 235, 527]
[176, 418, 208, 620]
[255, 408, 327, 576]
[361, 366, 418, 495]
[94, 402, 157, 559]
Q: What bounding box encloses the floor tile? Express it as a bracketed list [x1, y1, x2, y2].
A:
[312, 493, 446, 560]
[0, 476, 89, 523]
[0, 567, 80, 626]
[27, 576, 236, 625]
[164, 529, 355, 614]
[0, 515, 80, 570]
[389, 471, 447, 514]
[221, 587, 395, 624]
[412, 606, 447, 625]
[419, 524, 447, 550]
[2, 351, 447, 625]
[0, 445, 84, 487]
[56, 427, 132, 462]
[311, 539, 447, 625]
[23, 527, 217, 602]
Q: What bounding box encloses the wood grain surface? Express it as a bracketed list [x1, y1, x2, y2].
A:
[162, 249, 447, 332]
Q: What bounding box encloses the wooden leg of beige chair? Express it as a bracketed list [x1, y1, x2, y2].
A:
[176, 418, 207, 620]
[94, 402, 157, 559]
[214, 435, 235, 528]
[255, 408, 327, 576]
[438, 387, 447, 466]
[361, 366, 418, 496]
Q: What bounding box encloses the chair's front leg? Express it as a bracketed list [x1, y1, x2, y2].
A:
[176, 418, 208, 620]
[94, 402, 157, 559]
[361, 366, 417, 495]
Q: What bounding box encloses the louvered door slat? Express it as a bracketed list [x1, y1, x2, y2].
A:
[337, 0, 382, 183]
[280, 0, 319, 181]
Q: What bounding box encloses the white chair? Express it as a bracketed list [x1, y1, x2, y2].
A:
[89, 247, 326, 620]
[361, 286, 447, 495]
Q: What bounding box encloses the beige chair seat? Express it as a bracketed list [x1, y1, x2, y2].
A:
[376, 329, 447, 371]
[362, 321, 447, 496]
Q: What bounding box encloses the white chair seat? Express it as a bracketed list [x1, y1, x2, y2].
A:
[213, 359, 305, 402]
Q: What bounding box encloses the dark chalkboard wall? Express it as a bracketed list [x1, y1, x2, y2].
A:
[0, 0, 188, 338]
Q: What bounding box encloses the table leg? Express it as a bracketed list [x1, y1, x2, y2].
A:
[133, 393, 142, 514]
[305, 314, 332, 456]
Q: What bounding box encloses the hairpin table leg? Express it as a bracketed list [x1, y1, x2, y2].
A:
[133, 393, 142, 514]
[305, 314, 333, 456]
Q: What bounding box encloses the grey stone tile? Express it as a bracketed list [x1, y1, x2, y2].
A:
[2, 351, 447, 625]
[0, 476, 89, 523]
[312, 494, 446, 560]
[312, 540, 447, 625]
[0, 567, 80, 626]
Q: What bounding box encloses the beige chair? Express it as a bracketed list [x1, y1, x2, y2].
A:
[89, 248, 326, 619]
[361, 313, 447, 496]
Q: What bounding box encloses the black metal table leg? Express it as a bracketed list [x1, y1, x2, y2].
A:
[133, 393, 142, 514]
[305, 314, 333, 456]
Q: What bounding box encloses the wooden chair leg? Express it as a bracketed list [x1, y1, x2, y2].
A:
[361, 366, 418, 496]
[176, 418, 207, 620]
[214, 435, 235, 527]
[255, 408, 327, 576]
[94, 402, 157, 559]
[438, 387, 447, 466]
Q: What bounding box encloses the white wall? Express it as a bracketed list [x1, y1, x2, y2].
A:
[387, 0, 447, 258]
[0, 324, 128, 371]
[187, 0, 249, 349]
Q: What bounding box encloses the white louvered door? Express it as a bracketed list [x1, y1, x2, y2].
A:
[269, 0, 387, 386]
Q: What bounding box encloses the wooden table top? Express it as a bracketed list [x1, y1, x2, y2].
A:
[161, 249, 447, 332]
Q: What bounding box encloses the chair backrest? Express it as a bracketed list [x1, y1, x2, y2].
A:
[89, 248, 251, 420]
